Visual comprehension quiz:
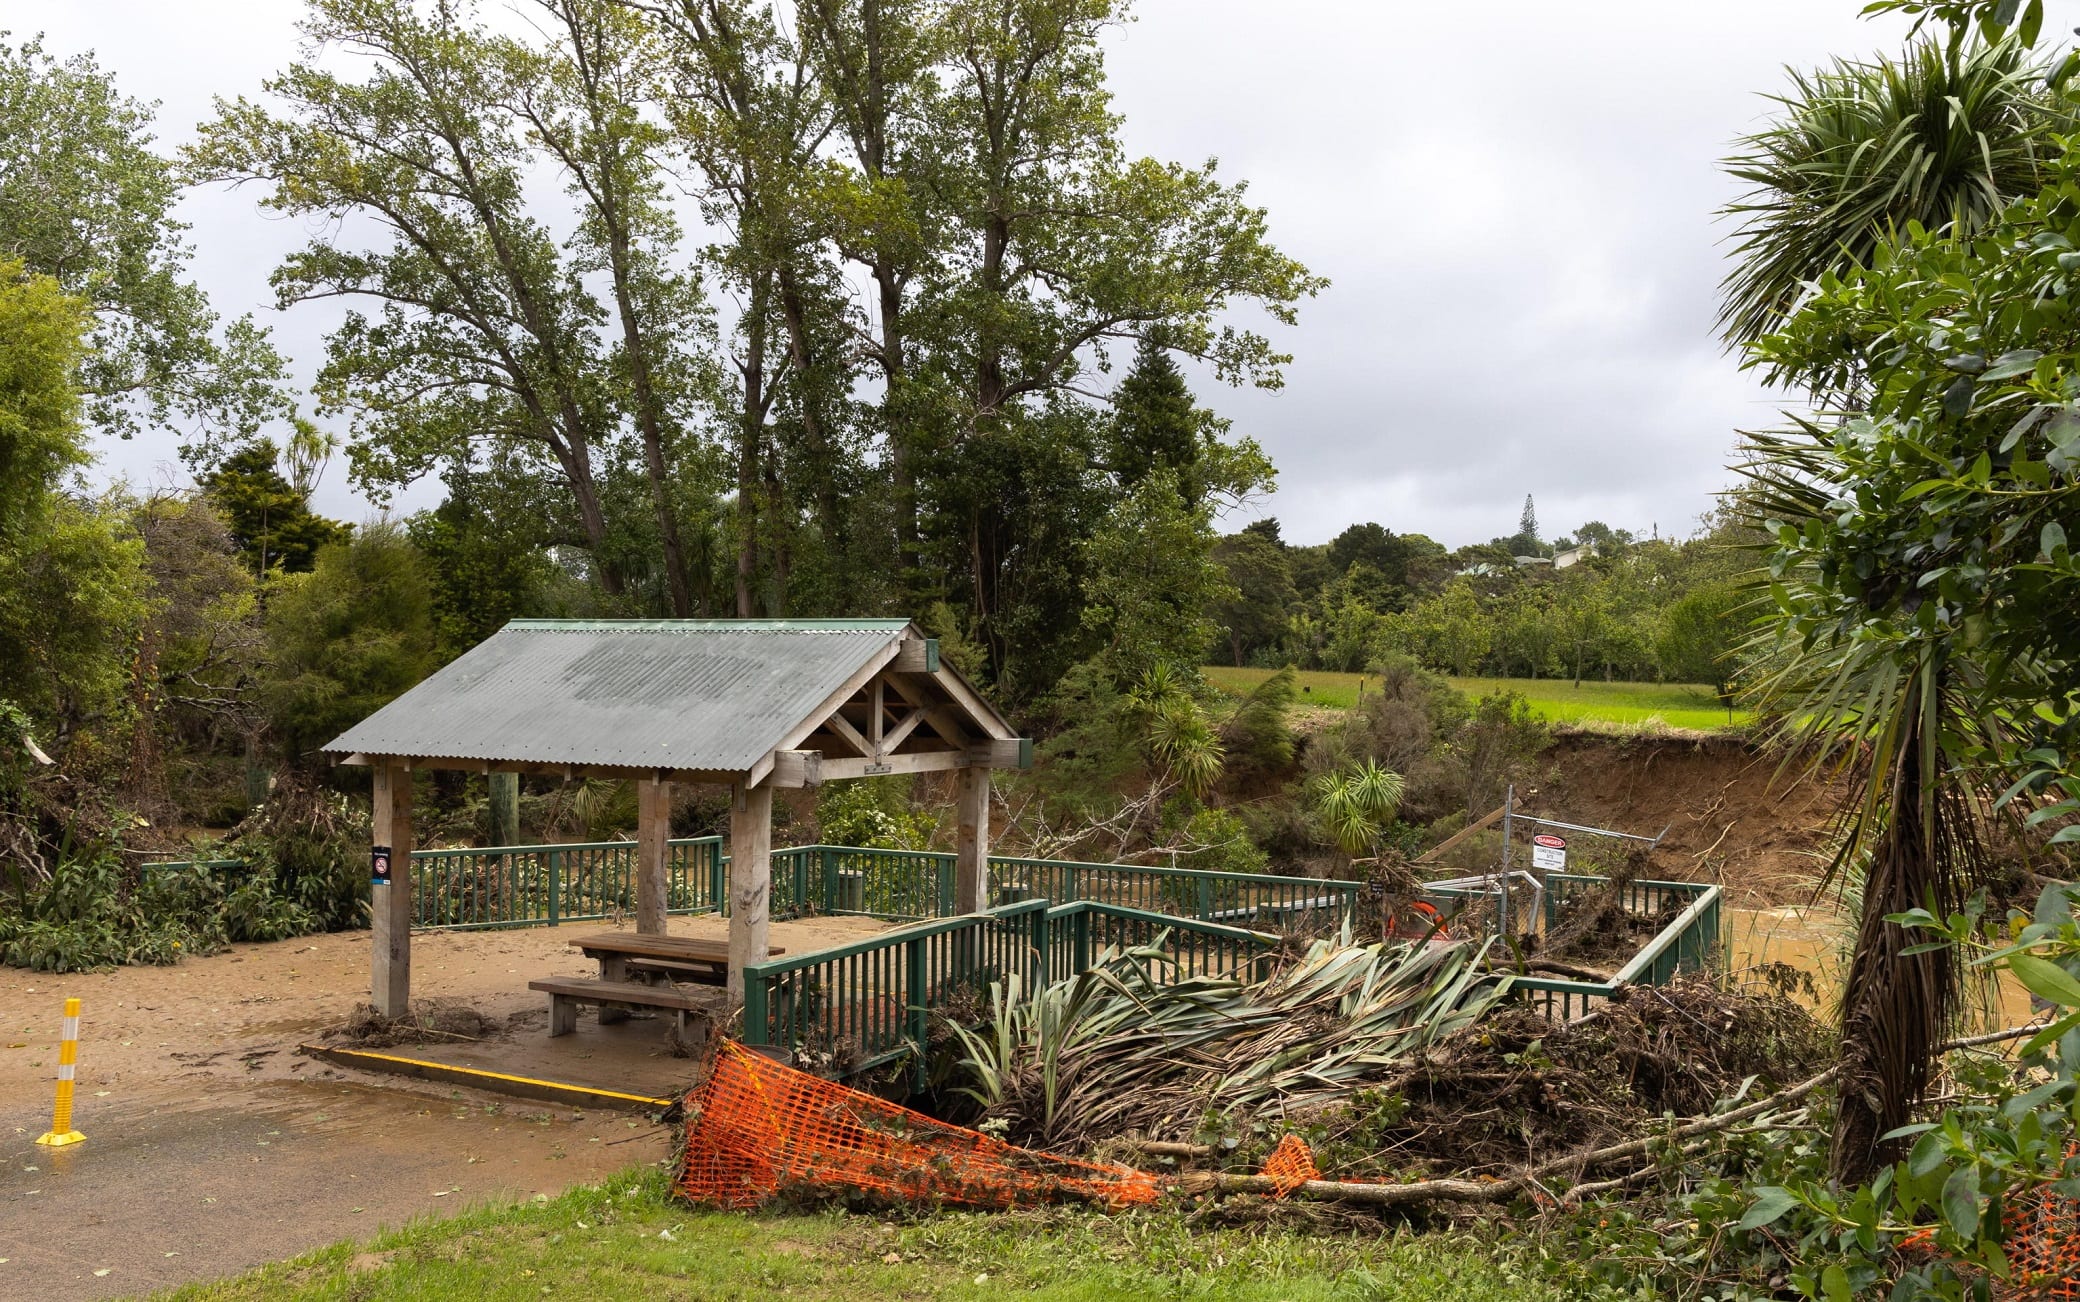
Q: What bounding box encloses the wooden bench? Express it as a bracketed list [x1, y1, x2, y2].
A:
[527, 976, 708, 1038]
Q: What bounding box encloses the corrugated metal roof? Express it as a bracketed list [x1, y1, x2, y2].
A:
[323, 620, 913, 772]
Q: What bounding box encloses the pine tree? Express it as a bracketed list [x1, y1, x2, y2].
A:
[1510, 494, 1541, 555]
[1110, 334, 1202, 496]
[201, 441, 350, 576]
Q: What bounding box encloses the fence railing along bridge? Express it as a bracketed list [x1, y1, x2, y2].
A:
[151, 840, 1721, 1077]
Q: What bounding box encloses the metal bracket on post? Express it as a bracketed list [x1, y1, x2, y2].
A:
[1498, 784, 1514, 939]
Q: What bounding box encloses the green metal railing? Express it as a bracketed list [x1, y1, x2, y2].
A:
[756, 845, 1362, 929]
[1033, 900, 1277, 987]
[146, 839, 1351, 935]
[991, 854, 1358, 929]
[409, 837, 725, 929]
[741, 899, 1052, 1075]
[1508, 880, 1724, 1022]
[739, 897, 1280, 1075]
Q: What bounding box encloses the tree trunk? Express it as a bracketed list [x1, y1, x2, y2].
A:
[736, 278, 771, 618]
[1831, 675, 1974, 1184]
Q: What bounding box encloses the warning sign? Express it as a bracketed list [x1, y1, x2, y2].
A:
[1530, 833, 1566, 871]
[371, 844, 393, 887]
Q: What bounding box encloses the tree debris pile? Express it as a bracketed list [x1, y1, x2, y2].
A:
[1299, 973, 1832, 1178]
[1526, 846, 1670, 971]
[324, 998, 506, 1049]
[950, 932, 1510, 1151]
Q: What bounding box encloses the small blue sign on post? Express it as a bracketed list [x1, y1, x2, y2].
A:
[371, 844, 394, 887]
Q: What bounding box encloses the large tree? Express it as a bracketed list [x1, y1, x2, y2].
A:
[1735, 3, 2080, 1182]
[0, 37, 291, 456]
[191, 0, 715, 600]
[0, 262, 148, 739]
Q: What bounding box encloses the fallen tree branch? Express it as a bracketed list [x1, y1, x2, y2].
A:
[1166, 1020, 2055, 1211]
[1176, 1171, 1515, 1206]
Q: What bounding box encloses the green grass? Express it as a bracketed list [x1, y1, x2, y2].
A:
[1203, 666, 1749, 733]
[156, 1169, 1620, 1301]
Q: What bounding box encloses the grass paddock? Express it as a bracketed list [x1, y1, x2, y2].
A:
[1203, 666, 1746, 732]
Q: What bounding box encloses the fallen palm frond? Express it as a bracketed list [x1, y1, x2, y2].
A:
[949, 929, 1509, 1149]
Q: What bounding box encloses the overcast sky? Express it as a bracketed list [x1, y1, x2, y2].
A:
[30, 0, 1934, 547]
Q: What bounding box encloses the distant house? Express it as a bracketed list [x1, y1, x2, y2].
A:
[1512, 554, 1552, 568]
[1552, 541, 1596, 570]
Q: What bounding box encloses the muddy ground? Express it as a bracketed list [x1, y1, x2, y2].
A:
[0, 913, 891, 1300]
[1524, 732, 1843, 907]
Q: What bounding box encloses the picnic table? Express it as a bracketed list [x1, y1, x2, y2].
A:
[569, 930, 785, 988]
[527, 931, 790, 1037]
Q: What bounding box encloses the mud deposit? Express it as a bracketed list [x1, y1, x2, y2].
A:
[0, 913, 892, 1299]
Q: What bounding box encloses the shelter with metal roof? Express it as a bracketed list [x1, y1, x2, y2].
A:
[323, 619, 1028, 1017]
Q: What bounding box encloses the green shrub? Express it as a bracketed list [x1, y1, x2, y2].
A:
[817, 776, 939, 850]
[0, 856, 226, 971]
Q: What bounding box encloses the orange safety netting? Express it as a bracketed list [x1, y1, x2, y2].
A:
[1259, 1135, 1320, 1197]
[673, 1040, 1161, 1211]
[2007, 1174, 2080, 1298]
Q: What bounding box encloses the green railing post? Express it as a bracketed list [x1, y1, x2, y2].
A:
[1072, 907, 1091, 975]
[905, 935, 929, 1059]
[712, 847, 728, 916]
[742, 967, 771, 1048]
[1030, 907, 1051, 987]
[1196, 875, 1214, 921]
[546, 849, 561, 926]
[821, 847, 837, 914]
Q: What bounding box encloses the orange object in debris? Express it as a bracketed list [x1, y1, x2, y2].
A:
[1386, 900, 1450, 942]
[2007, 1160, 2080, 1298]
[1259, 1135, 1320, 1197]
[673, 1040, 1161, 1211]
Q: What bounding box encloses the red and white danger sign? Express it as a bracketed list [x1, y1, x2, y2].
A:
[1530, 834, 1567, 870]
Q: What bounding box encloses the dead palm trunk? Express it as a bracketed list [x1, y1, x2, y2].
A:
[1828, 658, 1985, 1184]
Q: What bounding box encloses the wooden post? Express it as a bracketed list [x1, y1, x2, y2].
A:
[727, 780, 773, 1007]
[488, 771, 520, 847]
[636, 775, 670, 936]
[955, 764, 991, 913]
[370, 759, 414, 1020]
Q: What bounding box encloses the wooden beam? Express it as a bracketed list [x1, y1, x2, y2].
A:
[817, 750, 968, 780]
[635, 775, 670, 935]
[870, 678, 884, 749]
[820, 708, 873, 757]
[767, 749, 824, 788]
[883, 673, 973, 748]
[370, 760, 414, 1020]
[878, 707, 926, 755]
[927, 666, 1017, 741]
[727, 782, 774, 1007]
[966, 738, 1032, 770]
[337, 754, 740, 786]
[1412, 804, 1509, 865]
[889, 636, 939, 673]
[955, 765, 991, 913]
[776, 637, 907, 753]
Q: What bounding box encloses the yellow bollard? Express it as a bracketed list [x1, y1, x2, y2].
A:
[35, 997, 85, 1148]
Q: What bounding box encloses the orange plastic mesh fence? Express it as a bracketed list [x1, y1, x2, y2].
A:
[1260, 1135, 1320, 1198]
[673, 1041, 1162, 1211]
[2007, 1171, 2080, 1298]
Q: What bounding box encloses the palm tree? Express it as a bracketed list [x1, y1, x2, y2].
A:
[1309, 760, 1406, 858]
[1740, 433, 1996, 1181]
[1720, 34, 2055, 350]
[1725, 30, 2055, 1182]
